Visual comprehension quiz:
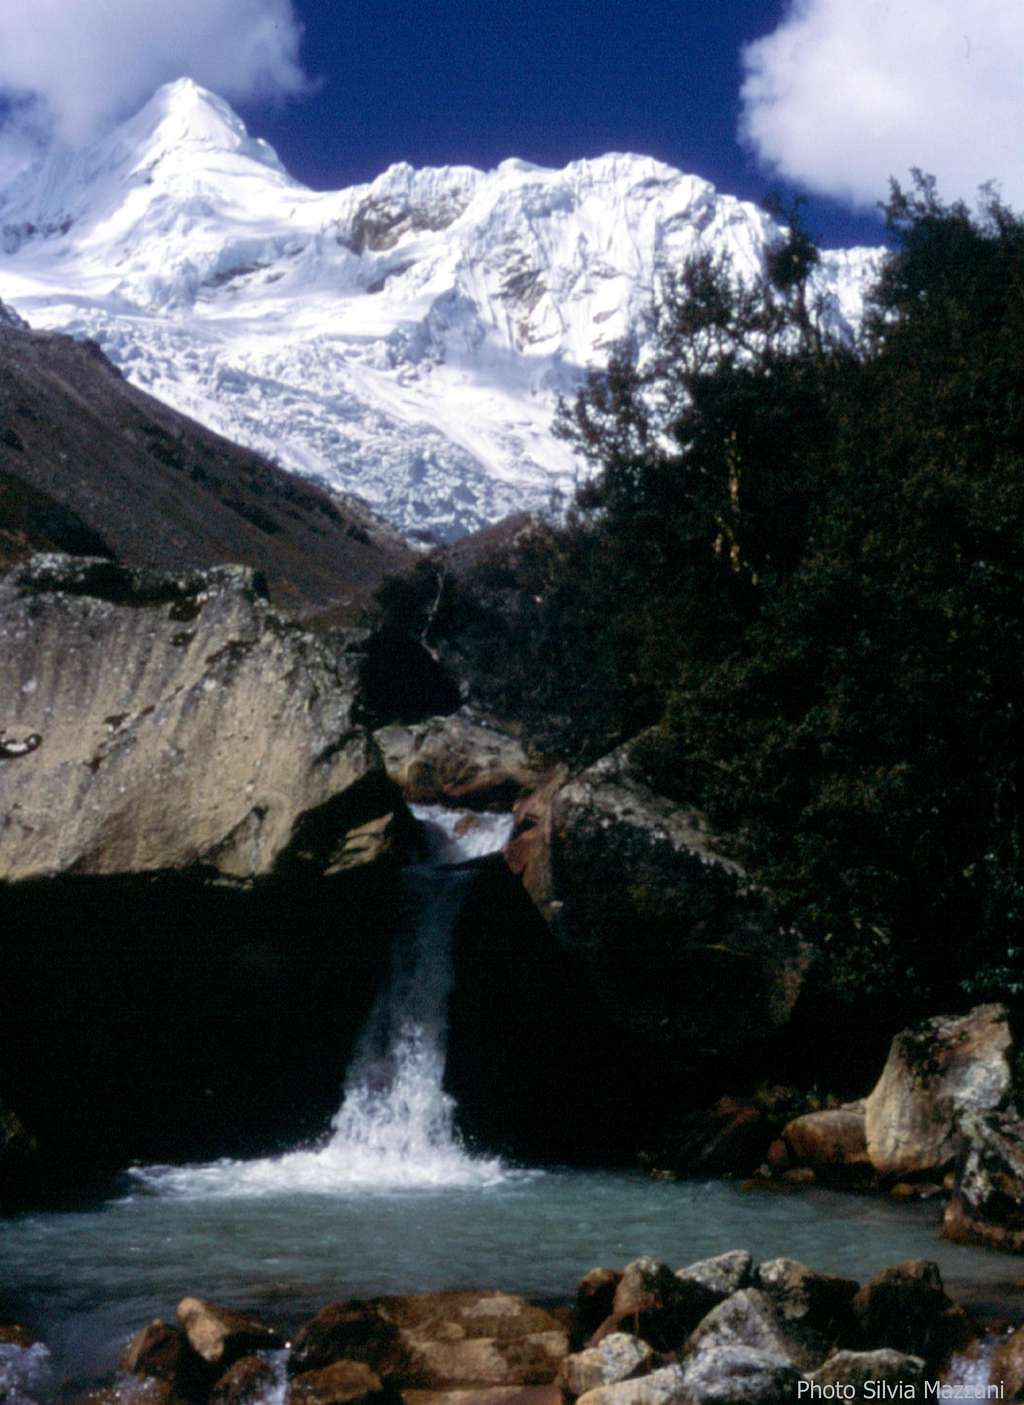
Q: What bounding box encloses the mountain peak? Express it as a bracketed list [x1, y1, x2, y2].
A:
[0, 81, 883, 542]
[120, 77, 286, 174]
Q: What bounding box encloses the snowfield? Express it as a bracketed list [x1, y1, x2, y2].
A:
[0, 79, 882, 541]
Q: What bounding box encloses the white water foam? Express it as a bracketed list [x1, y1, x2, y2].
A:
[944, 1336, 1002, 1399]
[0, 1344, 53, 1405]
[128, 807, 519, 1198]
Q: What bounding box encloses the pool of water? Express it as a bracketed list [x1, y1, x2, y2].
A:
[4, 1170, 1024, 1390]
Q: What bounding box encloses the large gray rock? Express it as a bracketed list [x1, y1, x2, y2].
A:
[810, 1349, 925, 1393]
[686, 1288, 829, 1374]
[676, 1250, 753, 1300]
[680, 1345, 805, 1403]
[513, 744, 811, 1057]
[754, 1258, 858, 1337]
[0, 555, 400, 881]
[865, 1005, 1012, 1178]
[560, 1333, 653, 1398]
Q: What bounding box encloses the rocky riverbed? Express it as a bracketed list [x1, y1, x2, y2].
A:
[2, 1249, 1020, 1405]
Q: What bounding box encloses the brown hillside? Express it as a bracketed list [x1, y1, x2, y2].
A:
[0, 320, 412, 616]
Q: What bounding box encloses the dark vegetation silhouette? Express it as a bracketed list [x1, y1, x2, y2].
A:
[371, 176, 1024, 1006]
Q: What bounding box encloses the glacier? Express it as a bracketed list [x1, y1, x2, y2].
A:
[0, 78, 883, 541]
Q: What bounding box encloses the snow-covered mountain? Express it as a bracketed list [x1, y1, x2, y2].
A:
[0, 79, 882, 541]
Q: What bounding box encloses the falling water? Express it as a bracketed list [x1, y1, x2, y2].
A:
[129, 806, 516, 1197]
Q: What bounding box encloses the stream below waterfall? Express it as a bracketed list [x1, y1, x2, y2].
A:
[4, 806, 1024, 1394]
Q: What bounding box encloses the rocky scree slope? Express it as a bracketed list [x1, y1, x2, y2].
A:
[0, 78, 881, 541]
[0, 306, 411, 615]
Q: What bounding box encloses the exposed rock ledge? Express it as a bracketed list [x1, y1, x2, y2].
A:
[0, 554, 402, 882]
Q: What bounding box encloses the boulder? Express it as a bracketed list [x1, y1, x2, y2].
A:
[0, 555, 401, 881]
[175, 1298, 282, 1369]
[120, 1319, 184, 1376]
[287, 1360, 393, 1405]
[944, 1110, 1024, 1252]
[291, 1293, 567, 1391]
[211, 1355, 278, 1405]
[607, 1257, 718, 1351]
[782, 1111, 871, 1173]
[571, 1269, 623, 1348]
[864, 1005, 1012, 1178]
[811, 1349, 925, 1392]
[559, 1333, 654, 1397]
[676, 1250, 753, 1300]
[685, 1288, 830, 1373]
[382, 1291, 564, 1345]
[119, 1318, 207, 1396]
[399, 1334, 566, 1390]
[373, 712, 547, 809]
[679, 1345, 806, 1403]
[529, 744, 811, 1064]
[390, 1293, 567, 1388]
[289, 1301, 404, 1378]
[850, 1262, 975, 1364]
[575, 1364, 689, 1405]
[754, 1258, 858, 1338]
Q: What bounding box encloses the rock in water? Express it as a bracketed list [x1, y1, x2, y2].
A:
[864, 1004, 1012, 1178]
[944, 1110, 1024, 1252]
[175, 1297, 282, 1367]
[782, 1110, 871, 1173]
[0, 554, 399, 881]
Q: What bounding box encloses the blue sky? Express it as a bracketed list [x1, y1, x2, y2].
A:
[238, 0, 884, 248]
[245, 0, 870, 236]
[1, 1, 1021, 251]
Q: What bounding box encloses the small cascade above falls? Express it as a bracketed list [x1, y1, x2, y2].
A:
[129, 805, 520, 1197]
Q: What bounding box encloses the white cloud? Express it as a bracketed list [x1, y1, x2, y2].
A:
[740, 0, 1024, 211]
[0, 0, 307, 150]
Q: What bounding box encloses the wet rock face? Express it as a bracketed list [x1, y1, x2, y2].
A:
[864, 1004, 1012, 1178]
[0, 554, 400, 882]
[516, 744, 811, 1067]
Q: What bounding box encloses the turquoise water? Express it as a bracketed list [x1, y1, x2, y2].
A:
[4, 1170, 1023, 1390]
[6, 811, 1022, 1392]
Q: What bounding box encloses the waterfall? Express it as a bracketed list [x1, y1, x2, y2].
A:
[129, 806, 516, 1197]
